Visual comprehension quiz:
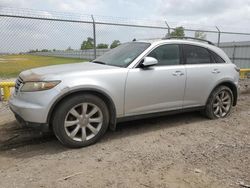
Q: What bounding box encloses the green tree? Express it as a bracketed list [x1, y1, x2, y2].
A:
[194, 31, 206, 39]
[110, 40, 121, 49]
[28, 49, 36, 53]
[81, 37, 94, 50]
[41, 49, 49, 52]
[170, 27, 185, 37]
[66, 46, 73, 51]
[97, 43, 109, 49]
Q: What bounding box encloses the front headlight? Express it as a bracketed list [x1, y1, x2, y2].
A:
[20, 81, 61, 92]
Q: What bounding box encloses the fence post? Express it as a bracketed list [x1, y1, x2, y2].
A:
[165, 21, 171, 37]
[215, 26, 221, 46]
[91, 15, 97, 59]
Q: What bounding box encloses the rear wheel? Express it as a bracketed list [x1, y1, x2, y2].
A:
[52, 94, 109, 148]
[205, 86, 233, 119]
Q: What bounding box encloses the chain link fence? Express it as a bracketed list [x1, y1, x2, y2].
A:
[0, 7, 250, 81]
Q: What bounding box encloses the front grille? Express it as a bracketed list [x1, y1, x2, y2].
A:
[15, 77, 23, 93]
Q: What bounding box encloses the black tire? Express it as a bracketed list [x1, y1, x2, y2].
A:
[52, 94, 109, 148]
[205, 85, 233, 119]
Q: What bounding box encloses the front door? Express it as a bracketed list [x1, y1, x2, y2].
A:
[125, 44, 186, 116]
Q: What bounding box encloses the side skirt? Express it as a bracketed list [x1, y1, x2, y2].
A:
[116, 106, 205, 123]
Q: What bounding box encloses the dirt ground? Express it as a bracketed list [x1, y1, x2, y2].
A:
[0, 81, 249, 188]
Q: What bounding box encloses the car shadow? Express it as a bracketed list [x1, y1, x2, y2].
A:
[0, 111, 208, 159]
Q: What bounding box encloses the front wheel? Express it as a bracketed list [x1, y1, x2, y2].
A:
[205, 86, 233, 119]
[52, 94, 109, 148]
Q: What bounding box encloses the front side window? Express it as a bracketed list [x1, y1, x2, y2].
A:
[147, 44, 180, 66]
[183, 45, 212, 64]
[93, 42, 151, 67]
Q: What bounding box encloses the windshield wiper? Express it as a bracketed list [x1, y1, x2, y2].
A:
[92, 61, 106, 65]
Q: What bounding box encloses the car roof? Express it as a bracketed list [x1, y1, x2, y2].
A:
[137, 38, 211, 47]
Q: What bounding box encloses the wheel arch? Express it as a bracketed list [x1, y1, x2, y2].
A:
[207, 81, 238, 106]
[47, 88, 117, 131]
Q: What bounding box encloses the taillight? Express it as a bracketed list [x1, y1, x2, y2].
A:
[235, 67, 240, 72]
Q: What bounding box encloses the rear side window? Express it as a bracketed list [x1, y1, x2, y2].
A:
[147, 44, 180, 66]
[210, 51, 225, 63]
[183, 45, 212, 64]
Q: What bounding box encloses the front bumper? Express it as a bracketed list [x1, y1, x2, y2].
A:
[13, 112, 49, 132]
[9, 96, 48, 123]
[8, 87, 61, 124]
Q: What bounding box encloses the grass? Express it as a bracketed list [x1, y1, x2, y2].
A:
[0, 54, 86, 78]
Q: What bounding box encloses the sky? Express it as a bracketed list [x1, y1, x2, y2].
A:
[0, 0, 250, 52]
[1, 0, 250, 31]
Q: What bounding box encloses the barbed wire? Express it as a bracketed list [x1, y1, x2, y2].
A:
[1, 6, 250, 33]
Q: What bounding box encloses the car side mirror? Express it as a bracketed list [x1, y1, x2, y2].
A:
[141, 57, 158, 68]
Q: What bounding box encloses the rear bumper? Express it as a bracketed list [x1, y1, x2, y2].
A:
[234, 84, 240, 106]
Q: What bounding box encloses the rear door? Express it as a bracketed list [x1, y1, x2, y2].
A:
[124, 44, 186, 116]
[182, 44, 219, 107]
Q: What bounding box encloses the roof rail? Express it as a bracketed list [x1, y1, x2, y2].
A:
[163, 36, 215, 45]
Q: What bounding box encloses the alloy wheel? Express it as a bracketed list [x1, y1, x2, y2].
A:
[212, 90, 232, 118]
[64, 103, 103, 142]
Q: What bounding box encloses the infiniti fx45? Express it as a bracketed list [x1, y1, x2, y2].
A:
[9, 39, 239, 147]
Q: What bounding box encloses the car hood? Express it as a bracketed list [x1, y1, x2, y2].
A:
[19, 62, 120, 81]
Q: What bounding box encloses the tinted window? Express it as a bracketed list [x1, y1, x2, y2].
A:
[210, 51, 225, 63]
[94, 42, 151, 67]
[148, 44, 180, 66]
[183, 45, 212, 64]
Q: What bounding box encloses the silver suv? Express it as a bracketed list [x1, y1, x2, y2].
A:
[9, 38, 239, 148]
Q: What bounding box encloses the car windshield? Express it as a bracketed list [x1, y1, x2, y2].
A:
[93, 42, 151, 67]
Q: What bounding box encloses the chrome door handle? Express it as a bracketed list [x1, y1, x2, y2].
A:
[173, 71, 184, 76]
[212, 69, 220, 74]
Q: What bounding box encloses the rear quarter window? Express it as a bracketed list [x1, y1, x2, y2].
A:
[210, 51, 225, 63]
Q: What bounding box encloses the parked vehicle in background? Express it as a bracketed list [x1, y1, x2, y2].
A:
[9, 37, 240, 148]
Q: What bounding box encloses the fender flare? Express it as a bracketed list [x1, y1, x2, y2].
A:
[206, 80, 238, 106]
[47, 88, 117, 131]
